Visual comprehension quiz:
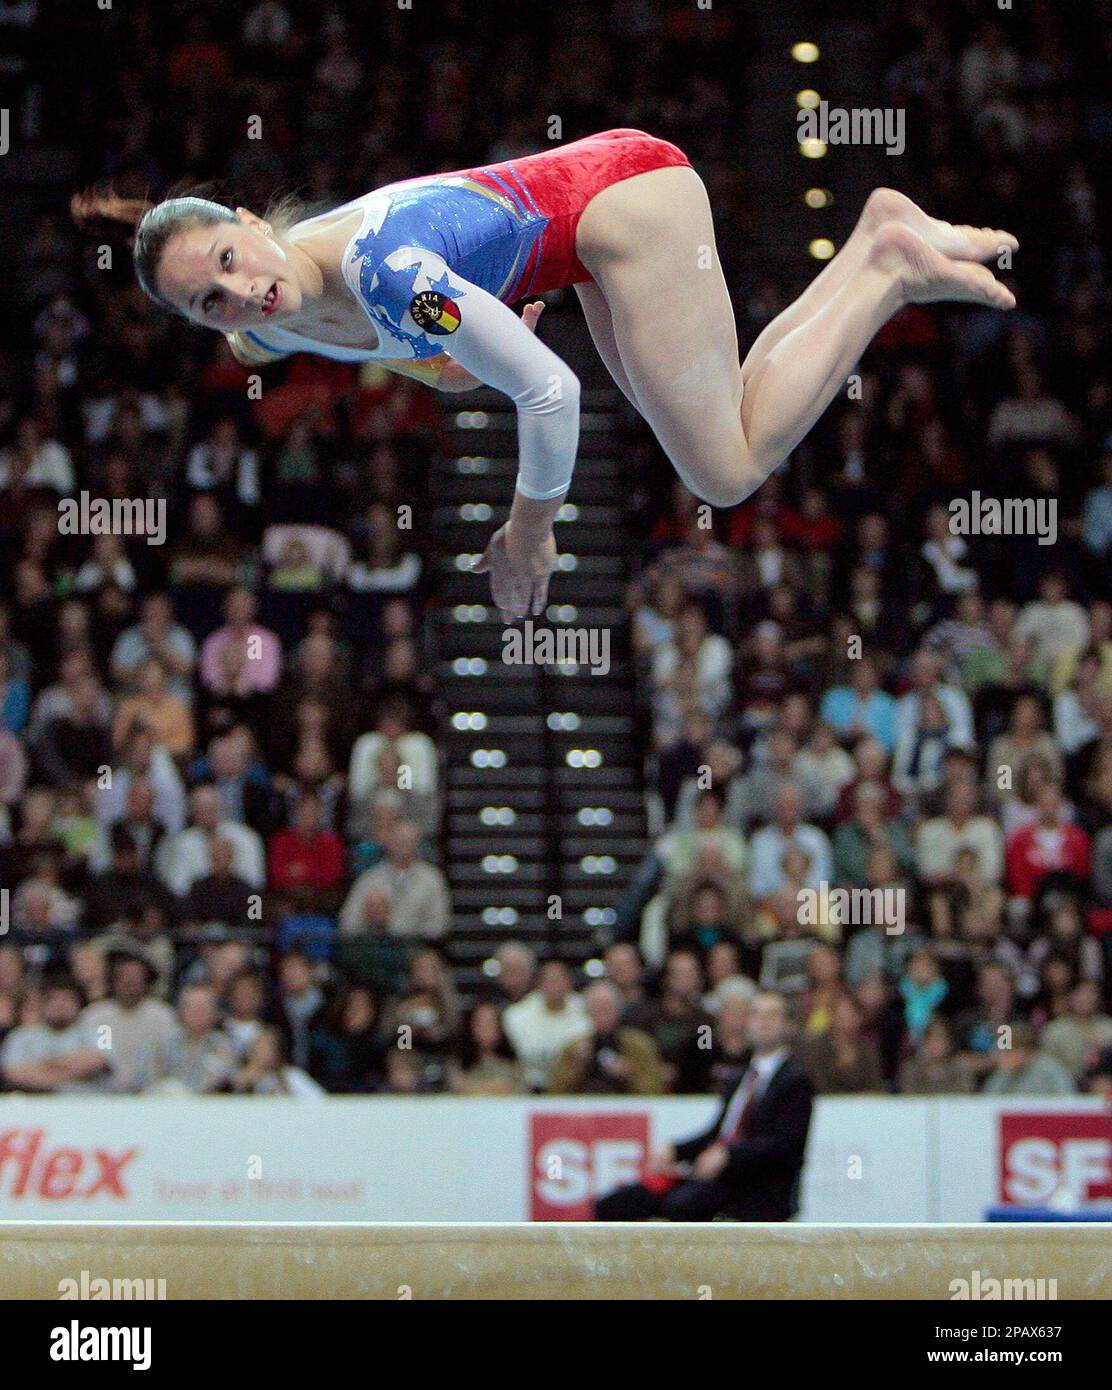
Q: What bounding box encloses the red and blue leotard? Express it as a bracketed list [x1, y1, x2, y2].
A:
[234, 129, 693, 500]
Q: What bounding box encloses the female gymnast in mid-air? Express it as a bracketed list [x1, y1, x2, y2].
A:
[74, 128, 1017, 623]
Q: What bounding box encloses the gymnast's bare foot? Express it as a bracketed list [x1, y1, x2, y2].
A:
[862, 187, 1018, 265]
[869, 221, 1017, 310]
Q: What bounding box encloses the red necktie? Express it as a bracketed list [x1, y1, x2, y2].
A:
[719, 1065, 759, 1144]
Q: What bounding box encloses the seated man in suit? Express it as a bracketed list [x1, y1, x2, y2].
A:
[594, 991, 813, 1221]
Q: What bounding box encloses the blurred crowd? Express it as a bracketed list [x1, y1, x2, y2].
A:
[622, 5, 1112, 1099]
[0, 1, 1109, 1098]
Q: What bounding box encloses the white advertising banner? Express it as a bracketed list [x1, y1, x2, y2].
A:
[0, 1095, 1107, 1222]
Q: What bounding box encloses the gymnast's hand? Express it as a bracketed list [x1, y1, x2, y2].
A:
[472, 521, 558, 624]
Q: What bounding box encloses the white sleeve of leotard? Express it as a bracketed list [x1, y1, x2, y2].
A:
[369, 247, 580, 501]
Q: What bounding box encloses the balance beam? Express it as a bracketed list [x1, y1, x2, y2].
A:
[2, 1222, 1108, 1299]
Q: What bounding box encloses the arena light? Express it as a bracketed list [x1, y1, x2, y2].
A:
[582, 957, 606, 978]
[451, 604, 487, 622]
[799, 137, 827, 159]
[809, 238, 837, 260]
[795, 89, 821, 109]
[581, 855, 617, 874]
[470, 748, 507, 768]
[792, 41, 820, 62]
[481, 854, 518, 874]
[451, 712, 488, 730]
[805, 187, 832, 209]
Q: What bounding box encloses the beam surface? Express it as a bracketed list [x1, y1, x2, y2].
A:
[1, 1222, 1109, 1299]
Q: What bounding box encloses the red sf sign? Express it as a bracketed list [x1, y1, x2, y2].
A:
[530, 1112, 648, 1220]
[999, 1113, 1112, 1206]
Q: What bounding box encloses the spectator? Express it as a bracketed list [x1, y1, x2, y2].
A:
[347, 698, 438, 838]
[339, 819, 450, 939]
[1039, 982, 1112, 1084]
[448, 1000, 523, 1096]
[549, 981, 665, 1095]
[81, 951, 177, 1094]
[502, 960, 591, 1092]
[268, 789, 344, 897]
[626, 950, 713, 1088]
[146, 983, 238, 1093]
[801, 993, 885, 1094]
[110, 593, 197, 706]
[894, 649, 975, 751]
[156, 784, 266, 897]
[111, 659, 195, 759]
[31, 675, 112, 787]
[916, 779, 1004, 886]
[985, 692, 1062, 798]
[1013, 571, 1089, 669]
[820, 655, 897, 753]
[749, 783, 833, 901]
[1006, 780, 1091, 900]
[231, 1026, 326, 1097]
[650, 601, 733, 746]
[0, 976, 109, 1093]
[317, 986, 389, 1093]
[898, 1018, 973, 1095]
[0, 647, 31, 735]
[602, 942, 647, 1013]
[673, 982, 753, 1093]
[180, 835, 257, 928]
[198, 587, 282, 699]
[833, 781, 916, 887]
[493, 942, 537, 1007]
[981, 1020, 1077, 1096]
[378, 947, 461, 1079]
[221, 971, 268, 1062]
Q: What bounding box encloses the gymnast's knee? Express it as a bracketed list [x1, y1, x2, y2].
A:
[688, 467, 765, 511]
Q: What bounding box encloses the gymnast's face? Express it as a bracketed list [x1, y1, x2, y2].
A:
[156, 208, 301, 330]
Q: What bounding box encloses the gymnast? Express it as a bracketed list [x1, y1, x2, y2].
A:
[73, 127, 1017, 623]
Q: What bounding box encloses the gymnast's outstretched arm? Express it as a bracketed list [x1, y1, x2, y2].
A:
[365, 247, 580, 621]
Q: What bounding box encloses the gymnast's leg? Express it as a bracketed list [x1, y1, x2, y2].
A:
[577, 167, 1016, 509]
[575, 281, 643, 413]
[740, 188, 1019, 385]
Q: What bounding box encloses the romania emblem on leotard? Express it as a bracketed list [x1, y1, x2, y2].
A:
[409, 290, 461, 335]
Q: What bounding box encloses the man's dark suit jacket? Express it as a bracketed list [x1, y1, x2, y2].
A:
[674, 1052, 814, 1220]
